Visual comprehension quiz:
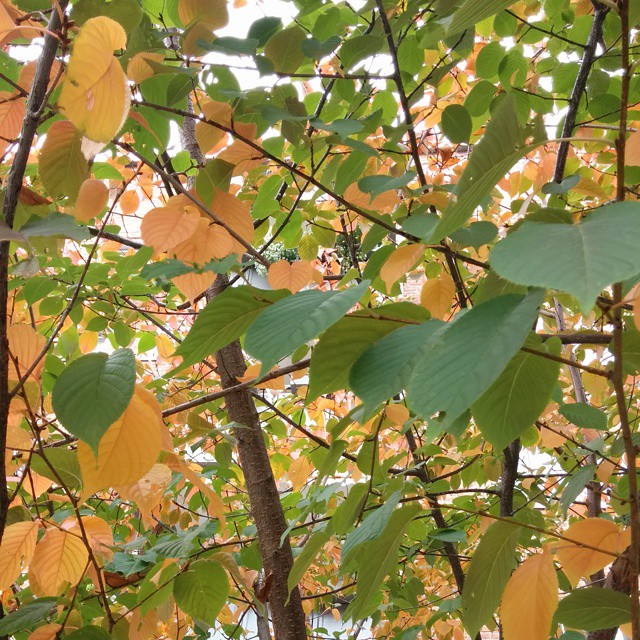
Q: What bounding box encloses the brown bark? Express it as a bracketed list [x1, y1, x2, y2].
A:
[208, 275, 307, 640]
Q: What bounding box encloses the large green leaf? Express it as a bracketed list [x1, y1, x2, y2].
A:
[490, 202, 640, 310]
[461, 520, 520, 638]
[349, 319, 445, 414]
[245, 281, 369, 375]
[407, 291, 544, 424]
[174, 286, 288, 370]
[471, 334, 561, 450]
[52, 349, 136, 453]
[30, 448, 82, 490]
[555, 588, 632, 631]
[288, 530, 332, 595]
[345, 504, 421, 620]
[308, 302, 429, 400]
[431, 94, 541, 242]
[0, 598, 57, 636]
[173, 560, 229, 627]
[445, 0, 519, 35]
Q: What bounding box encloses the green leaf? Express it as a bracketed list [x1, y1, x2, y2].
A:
[264, 25, 306, 73]
[358, 172, 416, 198]
[138, 561, 180, 617]
[310, 117, 363, 136]
[174, 286, 288, 370]
[0, 598, 57, 635]
[407, 291, 544, 425]
[308, 302, 428, 400]
[196, 159, 234, 206]
[401, 212, 440, 241]
[52, 349, 136, 453]
[559, 403, 608, 430]
[340, 35, 385, 69]
[490, 201, 640, 310]
[432, 94, 542, 242]
[560, 464, 596, 513]
[30, 448, 82, 490]
[441, 104, 472, 144]
[449, 221, 498, 249]
[173, 560, 229, 627]
[555, 588, 632, 631]
[66, 626, 112, 640]
[248, 16, 282, 46]
[461, 520, 520, 638]
[72, 0, 142, 33]
[245, 281, 369, 376]
[341, 491, 401, 569]
[471, 334, 561, 451]
[345, 504, 421, 620]
[19, 213, 91, 242]
[331, 483, 369, 535]
[445, 0, 518, 35]
[288, 530, 331, 595]
[350, 320, 445, 414]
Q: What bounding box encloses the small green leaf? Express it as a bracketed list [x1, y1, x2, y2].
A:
[555, 588, 632, 631]
[559, 403, 607, 430]
[358, 172, 416, 198]
[248, 16, 282, 46]
[340, 35, 385, 69]
[52, 349, 136, 453]
[19, 213, 90, 242]
[441, 104, 472, 144]
[0, 598, 57, 636]
[66, 626, 112, 640]
[559, 464, 596, 513]
[264, 25, 306, 73]
[245, 281, 369, 376]
[490, 201, 640, 310]
[462, 520, 520, 638]
[173, 560, 229, 627]
[288, 530, 331, 595]
[445, 0, 518, 35]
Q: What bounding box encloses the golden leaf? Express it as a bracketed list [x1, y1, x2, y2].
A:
[126, 52, 164, 84]
[0, 520, 39, 590]
[119, 190, 140, 215]
[289, 456, 313, 492]
[267, 260, 314, 293]
[7, 324, 45, 384]
[28, 528, 88, 596]
[178, 0, 229, 29]
[195, 101, 232, 154]
[380, 244, 425, 290]
[501, 551, 558, 640]
[27, 624, 62, 640]
[556, 518, 630, 585]
[141, 206, 201, 253]
[171, 218, 235, 263]
[73, 178, 109, 222]
[69, 516, 114, 561]
[58, 17, 130, 143]
[79, 386, 163, 501]
[385, 404, 409, 426]
[420, 273, 456, 320]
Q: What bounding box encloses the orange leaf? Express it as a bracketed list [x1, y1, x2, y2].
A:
[27, 624, 62, 640]
[171, 218, 235, 263]
[0, 520, 39, 590]
[626, 129, 640, 166]
[7, 324, 45, 383]
[178, 0, 229, 29]
[28, 528, 88, 596]
[195, 101, 232, 154]
[141, 206, 201, 252]
[267, 260, 315, 293]
[501, 551, 558, 640]
[69, 516, 114, 561]
[556, 518, 630, 585]
[380, 243, 425, 290]
[58, 17, 130, 143]
[172, 271, 216, 302]
[73, 179, 109, 222]
[210, 190, 254, 255]
[119, 190, 139, 215]
[420, 273, 456, 320]
[0, 92, 25, 154]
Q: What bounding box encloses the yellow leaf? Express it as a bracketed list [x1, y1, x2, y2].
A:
[556, 518, 630, 585]
[162, 452, 227, 530]
[420, 273, 456, 320]
[171, 218, 235, 263]
[343, 182, 401, 213]
[0, 520, 39, 590]
[210, 190, 254, 255]
[58, 17, 130, 143]
[195, 101, 232, 154]
[117, 463, 173, 528]
[289, 456, 313, 492]
[73, 178, 109, 222]
[178, 0, 229, 29]
[69, 516, 113, 561]
[0, 92, 24, 154]
[78, 330, 99, 354]
[78, 386, 163, 501]
[27, 624, 62, 640]
[385, 404, 409, 426]
[119, 190, 139, 215]
[501, 551, 558, 640]
[7, 324, 45, 383]
[141, 206, 201, 252]
[267, 260, 315, 293]
[126, 52, 164, 84]
[28, 528, 88, 596]
[626, 129, 640, 166]
[380, 243, 425, 290]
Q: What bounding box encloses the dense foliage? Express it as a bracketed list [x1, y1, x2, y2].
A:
[1, 1, 640, 639]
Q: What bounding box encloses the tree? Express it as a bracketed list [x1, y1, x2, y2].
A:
[0, 0, 640, 639]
